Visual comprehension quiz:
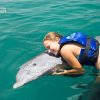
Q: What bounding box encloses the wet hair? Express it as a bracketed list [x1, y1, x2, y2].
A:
[43, 32, 62, 42]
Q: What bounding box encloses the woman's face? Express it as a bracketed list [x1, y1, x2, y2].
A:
[43, 40, 60, 56]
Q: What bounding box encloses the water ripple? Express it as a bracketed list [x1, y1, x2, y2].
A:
[0, 0, 100, 100]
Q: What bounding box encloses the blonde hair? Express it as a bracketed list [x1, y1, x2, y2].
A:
[43, 32, 62, 42]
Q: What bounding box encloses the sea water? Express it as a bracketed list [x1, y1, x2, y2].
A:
[0, 0, 100, 100]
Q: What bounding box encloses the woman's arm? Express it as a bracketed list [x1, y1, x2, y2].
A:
[59, 45, 84, 75]
[52, 69, 84, 75]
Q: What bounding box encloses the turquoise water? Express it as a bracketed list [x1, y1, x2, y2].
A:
[0, 0, 100, 100]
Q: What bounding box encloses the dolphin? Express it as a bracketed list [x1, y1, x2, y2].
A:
[95, 36, 100, 43]
[13, 36, 100, 89]
[13, 51, 68, 89]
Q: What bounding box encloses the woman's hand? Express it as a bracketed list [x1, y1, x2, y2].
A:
[52, 70, 68, 75]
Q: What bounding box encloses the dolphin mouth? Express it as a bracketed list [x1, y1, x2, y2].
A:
[13, 82, 25, 89]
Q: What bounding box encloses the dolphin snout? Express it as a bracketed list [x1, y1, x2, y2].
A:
[13, 82, 25, 89]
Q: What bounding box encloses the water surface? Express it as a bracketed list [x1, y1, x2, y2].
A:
[0, 0, 100, 100]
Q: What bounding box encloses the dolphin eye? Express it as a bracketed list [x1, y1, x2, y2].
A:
[33, 63, 36, 66]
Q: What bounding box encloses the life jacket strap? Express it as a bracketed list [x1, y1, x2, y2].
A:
[79, 37, 99, 66]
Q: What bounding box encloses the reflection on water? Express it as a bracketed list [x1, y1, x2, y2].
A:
[78, 77, 100, 100]
[68, 75, 100, 100]
[0, 0, 100, 100]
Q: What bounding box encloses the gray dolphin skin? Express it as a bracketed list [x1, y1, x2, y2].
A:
[13, 51, 67, 89]
[95, 36, 100, 43]
[13, 36, 100, 89]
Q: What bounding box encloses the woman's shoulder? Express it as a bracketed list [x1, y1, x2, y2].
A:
[60, 43, 81, 57]
[60, 44, 73, 55]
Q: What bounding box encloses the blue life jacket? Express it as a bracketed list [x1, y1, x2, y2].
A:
[59, 32, 99, 66]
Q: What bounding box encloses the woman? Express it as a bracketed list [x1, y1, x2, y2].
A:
[43, 32, 100, 75]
